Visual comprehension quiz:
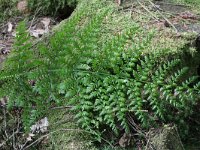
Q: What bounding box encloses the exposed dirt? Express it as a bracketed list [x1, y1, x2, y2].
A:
[122, 0, 200, 34]
[0, 18, 20, 69]
[154, 1, 200, 33]
[155, 1, 188, 14]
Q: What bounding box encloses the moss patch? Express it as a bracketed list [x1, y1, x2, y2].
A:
[39, 109, 97, 150]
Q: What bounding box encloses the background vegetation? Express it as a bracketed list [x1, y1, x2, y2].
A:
[28, 0, 77, 16]
[0, 0, 200, 149]
[0, 0, 19, 23]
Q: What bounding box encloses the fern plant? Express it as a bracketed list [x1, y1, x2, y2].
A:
[0, 0, 113, 130]
[0, 21, 44, 128]
[70, 26, 200, 139]
[73, 48, 200, 139]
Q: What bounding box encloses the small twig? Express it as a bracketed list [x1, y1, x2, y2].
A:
[118, 4, 136, 11]
[174, 126, 185, 150]
[145, 130, 156, 150]
[0, 130, 19, 148]
[20, 140, 29, 150]
[17, 114, 20, 131]
[12, 129, 17, 150]
[50, 105, 74, 110]
[22, 128, 84, 150]
[158, 11, 178, 33]
[127, 114, 145, 136]
[148, 0, 178, 33]
[130, 3, 135, 18]
[127, 114, 155, 150]
[137, 0, 159, 20]
[0, 110, 21, 148]
[3, 107, 8, 139]
[28, 7, 41, 32]
[0, 23, 7, 30]
[30, 31, 52, 49]
[101, 136, 115, 149]
[145, 131, 151, 150]
[128, 109, 148, 112]
[145, 138, 150, 150]
[132, 9, 150, 18]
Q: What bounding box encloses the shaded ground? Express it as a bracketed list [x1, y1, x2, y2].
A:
[154, 1, 200, 33]
[123, 0, 200, 35]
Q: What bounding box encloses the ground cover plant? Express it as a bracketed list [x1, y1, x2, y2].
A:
[28, 0, 77, 16]
[0, 0, 200, 149]
[172, 0, 200, 10]
[0, 0, 19, 23]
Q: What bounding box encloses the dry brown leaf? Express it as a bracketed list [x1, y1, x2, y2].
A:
[30, 29, 46, 38]
[41, 18, 51, 29]
[26, 133, 35, 142]
[30, 117, 49, 133]
[7, 22, 13, 33]
[0, 97, 8, 107]
[119, 133, 132, 148]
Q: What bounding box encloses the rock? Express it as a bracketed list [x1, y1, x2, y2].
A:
[119, 133, 132, 148]
[17, 0, 28, 14]
[154, 1, 188, 14]
[115, 0, 122, 5]
[147, 125, 184, 150]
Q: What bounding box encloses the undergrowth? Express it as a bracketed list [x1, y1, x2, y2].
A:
[0, 0, 19, 23]
[172, 0, 200, 9]
[0, 0, 199, 144]
[28, 0, 77, 16]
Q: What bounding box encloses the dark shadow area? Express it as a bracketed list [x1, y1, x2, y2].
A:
[57, 5, 76, 21]
[198, 65, 200, 76]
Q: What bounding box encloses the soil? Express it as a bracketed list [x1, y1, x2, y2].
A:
[154, 1, 200, 33]
[154, 1, 188, 14]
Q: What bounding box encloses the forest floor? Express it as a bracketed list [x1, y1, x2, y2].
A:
[0, 0, 200, 149]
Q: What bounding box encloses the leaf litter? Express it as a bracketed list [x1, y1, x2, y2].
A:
[0, 6, 59, 149]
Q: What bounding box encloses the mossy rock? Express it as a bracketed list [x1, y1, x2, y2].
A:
[148, 125, 184, 150]
[40, 109, 97, 150]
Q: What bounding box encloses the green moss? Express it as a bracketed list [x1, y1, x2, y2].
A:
[40, 109, 97, 150]
[149, 125, 184, 150]
[171, 0, 200, 12]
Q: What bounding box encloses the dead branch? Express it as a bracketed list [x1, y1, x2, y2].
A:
[136, 0, 159, 20]
[148, 0, 178, 33]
